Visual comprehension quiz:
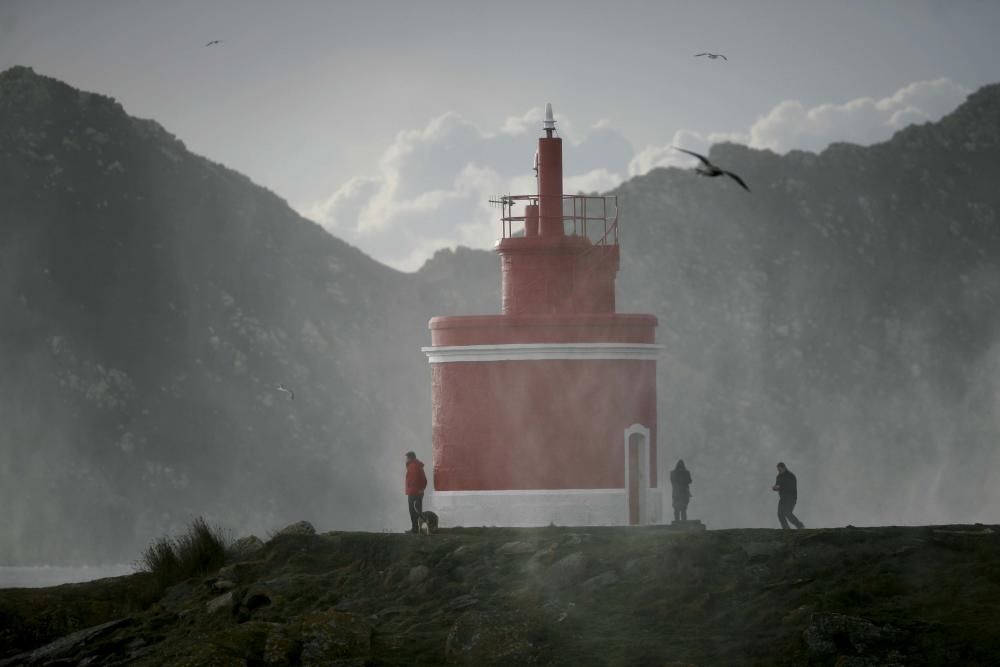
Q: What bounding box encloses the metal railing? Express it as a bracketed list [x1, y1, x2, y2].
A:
[492, 194, 619, 247]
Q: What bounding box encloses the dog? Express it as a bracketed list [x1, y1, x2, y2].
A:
[418, 510, 439, 535]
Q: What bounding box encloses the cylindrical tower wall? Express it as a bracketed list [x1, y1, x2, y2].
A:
[498, 238, 618, 315]
[537, 137, 563, 237]
[524, 204, 538, 237]
[430, 357, 658, 491]
[424, 103, 660, 526]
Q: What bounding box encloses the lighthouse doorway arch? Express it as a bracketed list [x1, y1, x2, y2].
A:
[624, 424, 651, 525]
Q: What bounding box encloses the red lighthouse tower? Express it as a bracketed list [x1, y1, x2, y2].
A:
[423, 105, 660, 526]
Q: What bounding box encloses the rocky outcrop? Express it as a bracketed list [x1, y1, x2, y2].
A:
[272, 521, 316, 538]
[802, 611, 904, 663]
[3, 524, 999, 665]
[0, 618, 132, 666]
[227, 535, 265, 561]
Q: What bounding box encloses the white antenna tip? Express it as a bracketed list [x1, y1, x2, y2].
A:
[542, 102, 556, 130]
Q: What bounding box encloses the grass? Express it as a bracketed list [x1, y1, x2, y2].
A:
[138, 517, 230, 594]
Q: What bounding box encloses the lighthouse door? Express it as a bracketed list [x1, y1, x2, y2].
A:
[626, 431, 648, 525]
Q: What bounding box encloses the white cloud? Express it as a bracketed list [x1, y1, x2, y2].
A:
[301, 176, 380, 237]
[302, 78, 969, 271]
[747, 78, 969, 152]
[628, 129, 747, 176]
[300, 108, 634, 271]
[630, 78, 968, 177]
[565, 168, 625, 195]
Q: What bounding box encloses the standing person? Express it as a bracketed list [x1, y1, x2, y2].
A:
[772, 461, 805, 529]
[404, 451, 428, 534]
[669, 459, 692, 521]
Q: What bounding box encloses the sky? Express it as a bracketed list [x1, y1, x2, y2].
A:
[2, 0, 999, 270]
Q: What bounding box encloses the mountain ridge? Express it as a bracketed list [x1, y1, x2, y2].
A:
[1, 66, 426, 562]
[2, 65, 999, 562]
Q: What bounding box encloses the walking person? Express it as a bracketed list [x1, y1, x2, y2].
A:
[772, 461, 805, 529]
[404, 451, 428, 534]
[669, 459, 692, 521]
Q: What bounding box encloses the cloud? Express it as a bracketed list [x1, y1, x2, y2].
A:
[302, 78, 969, 271]
[628, 129, 747, 177]
[301, 108, 633, 271]
[747, 78, 969, 152]
[629, 77, 970, 176]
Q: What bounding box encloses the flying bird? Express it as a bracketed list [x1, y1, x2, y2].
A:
[205, 39, 223, 47]
[673, 146, 751, 192]
[276, 384, 295, 400]
[694, 52, 727, 60]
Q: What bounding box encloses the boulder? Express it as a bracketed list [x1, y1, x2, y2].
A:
[408, 565, 431, 584]
[497, 540, 535, 556]
[212, 579, 236, 592]
[581, 570, 619, 592]
[548, 551, 588, 583]
[446, 594, 478, 611]
[561, 533, 591, 547]
[802, 612, 901, 660]
[206, 591, 235, 614]
[0, 618, 132, 667]
[445, 609, 541, 665]
[623, 555, 658, 576]
[228, 534, 265, 560]
[215, 560, 265, 583]
[273, 520, 316, 537]
[742, 541, 784, 560]
[159, 580, 194, 612]
[298, 610, 372, 664]
[261, 610, 371, 665]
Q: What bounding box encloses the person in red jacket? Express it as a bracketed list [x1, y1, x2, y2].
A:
[404, 451, 428, 534]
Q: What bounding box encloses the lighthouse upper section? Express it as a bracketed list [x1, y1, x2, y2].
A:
[428, 104, 653, 348]
[491, 104, 621, 316]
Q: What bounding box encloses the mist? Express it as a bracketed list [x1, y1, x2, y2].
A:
[615, 123, 1000, 530]
[2, 67, 999, 570]
[0, 66, 441, 565]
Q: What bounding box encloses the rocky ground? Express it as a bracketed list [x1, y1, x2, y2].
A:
[2, 522, 1000, 666]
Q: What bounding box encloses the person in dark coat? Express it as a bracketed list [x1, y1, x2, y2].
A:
[772, 461, 805, 529]
[669, 459, 692, 521]
[404, 451, 428, 534]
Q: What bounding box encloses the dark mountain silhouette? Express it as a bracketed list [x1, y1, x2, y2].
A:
[0, 66, 460, 562]
[612, 85, 1000, 527]
[2, 65, 999, 561]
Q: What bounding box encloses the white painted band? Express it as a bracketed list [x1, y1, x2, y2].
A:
[425, 487, 664, 527]
[422, 342, 661, 363]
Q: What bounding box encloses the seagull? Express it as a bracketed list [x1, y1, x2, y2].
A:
[694, 52, 727, 60]
[205, 40, 223, 47]
[673, 146, 751, 192]
[276, 384, 295, 400]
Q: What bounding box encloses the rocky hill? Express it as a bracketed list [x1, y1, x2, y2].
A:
[0, 66, 469, 562]
[615, 85, 1000, 529]
[2, 523, 999, 665]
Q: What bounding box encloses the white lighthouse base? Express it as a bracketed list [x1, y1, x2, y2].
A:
[427, 488, 664, 528]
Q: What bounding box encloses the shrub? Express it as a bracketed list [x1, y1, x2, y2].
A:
[138, 516, 230, 594]
[174, 516, 230, 577]
[140, 536, 181, 590]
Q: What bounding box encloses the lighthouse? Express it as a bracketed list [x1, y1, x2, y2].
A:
[423, 104, 660, 526]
